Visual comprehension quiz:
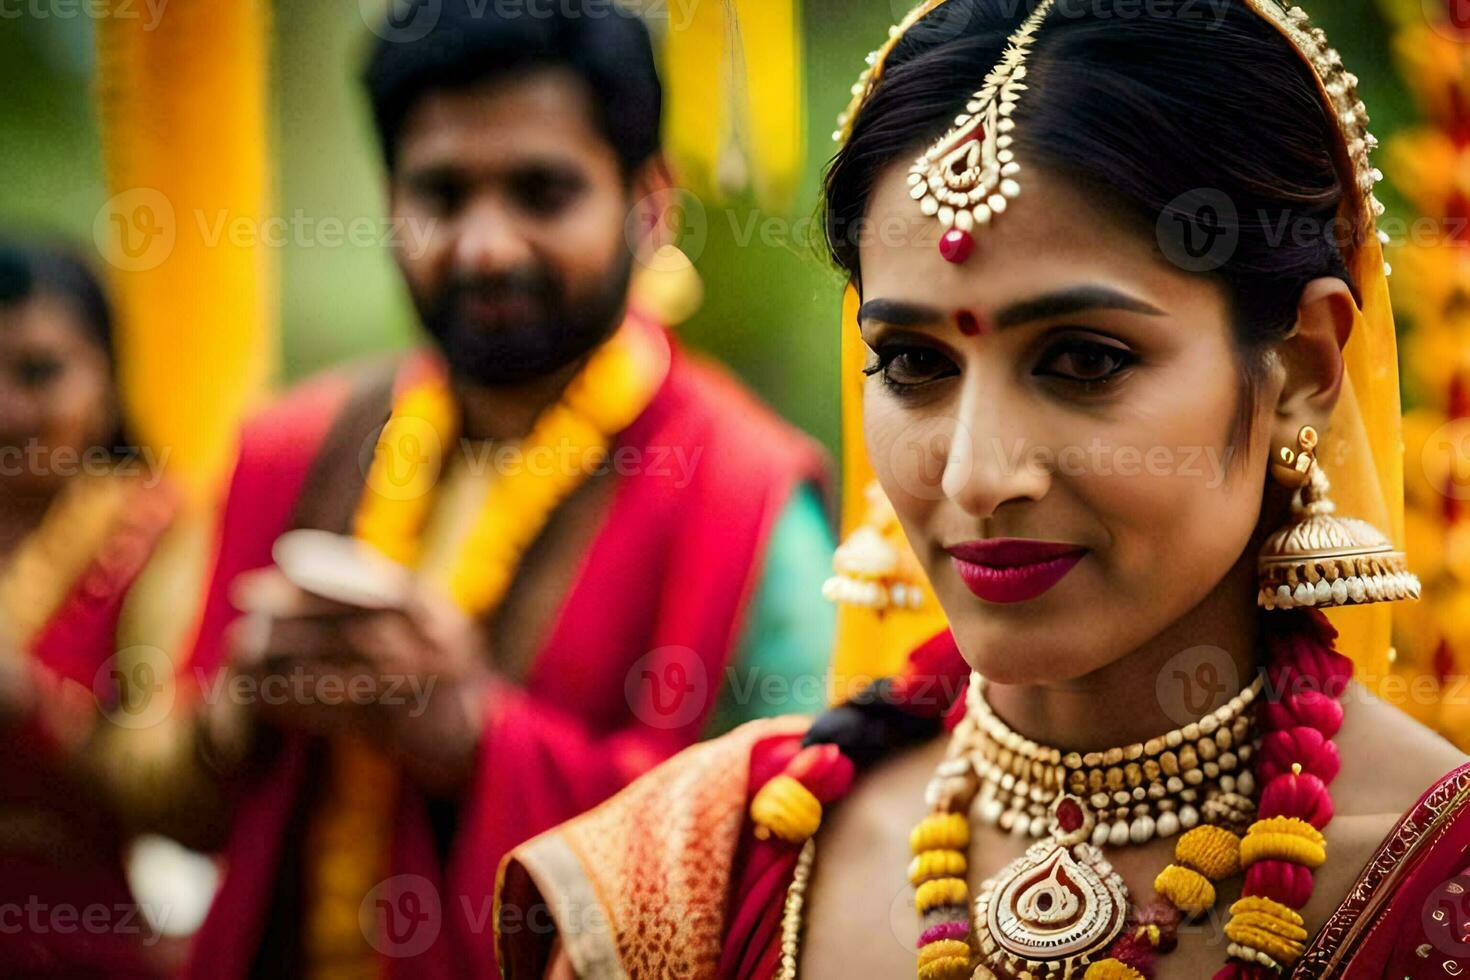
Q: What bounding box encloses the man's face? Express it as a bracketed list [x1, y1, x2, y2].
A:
[388, 68, 646, 386]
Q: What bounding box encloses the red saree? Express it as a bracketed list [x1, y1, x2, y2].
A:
[495, 631, 1470, 979]
[177, 314, 827, 979]
[0, 477, 180, 978]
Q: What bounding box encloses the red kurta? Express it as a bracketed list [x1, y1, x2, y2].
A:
[1, 479, 179, 977]
[178, 316, 827, 978]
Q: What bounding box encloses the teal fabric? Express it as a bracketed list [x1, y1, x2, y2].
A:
[702, 484, 836, 738]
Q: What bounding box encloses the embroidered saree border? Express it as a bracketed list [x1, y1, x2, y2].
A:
[504, 832, 628, 980]
[1295, 761, 1470, 976]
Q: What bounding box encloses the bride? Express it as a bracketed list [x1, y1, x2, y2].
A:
[495, 1, 1470, 976]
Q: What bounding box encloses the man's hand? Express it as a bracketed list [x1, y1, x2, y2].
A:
[227, 567, 497, 797]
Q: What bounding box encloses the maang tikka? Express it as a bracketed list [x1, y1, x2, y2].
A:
[906, 0, 1057, 264]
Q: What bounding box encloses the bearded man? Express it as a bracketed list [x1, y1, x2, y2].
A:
[176, 3, 834, 975]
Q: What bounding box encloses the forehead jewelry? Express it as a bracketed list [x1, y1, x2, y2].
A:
[907, 0, 1057, 265]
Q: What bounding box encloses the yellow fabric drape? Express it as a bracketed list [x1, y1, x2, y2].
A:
[93, 0, 276, 506]
[661, 0, 804, 212]
[1315, 233, 1404, 680]
[829, 286, 947, 698]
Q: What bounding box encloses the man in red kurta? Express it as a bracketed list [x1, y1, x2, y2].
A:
[174, 3, 832, 976]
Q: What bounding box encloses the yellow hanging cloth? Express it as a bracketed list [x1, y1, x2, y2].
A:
[660, 0, 804, 213]
[93, 0, 276, 506]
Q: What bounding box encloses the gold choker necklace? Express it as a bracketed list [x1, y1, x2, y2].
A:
[927, 673, 1262, 847]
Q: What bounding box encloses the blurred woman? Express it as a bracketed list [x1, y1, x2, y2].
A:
[0, 239, 177, 977]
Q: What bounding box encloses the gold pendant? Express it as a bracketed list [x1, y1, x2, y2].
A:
[973, 795, 1127, 979]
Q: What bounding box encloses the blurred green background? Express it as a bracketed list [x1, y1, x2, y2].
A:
[0, 0, 1415, 456]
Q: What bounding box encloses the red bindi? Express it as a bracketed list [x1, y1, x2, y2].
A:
[954, 310, 988, 336]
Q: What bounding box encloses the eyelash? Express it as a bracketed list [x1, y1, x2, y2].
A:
[862, 345, 956, 395]
[863, 336, 1138, 396]
[1036, 338, 1138, 390]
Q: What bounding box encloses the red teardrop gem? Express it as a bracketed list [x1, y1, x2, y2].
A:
[938, 228, 974, 264]
[1056, 796, 1084, 833]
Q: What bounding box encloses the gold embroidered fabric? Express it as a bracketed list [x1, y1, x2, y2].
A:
[497, 716, 808, 977]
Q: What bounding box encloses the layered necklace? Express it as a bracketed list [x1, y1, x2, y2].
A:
[910, 656, 1344, 980]
[957, 673, 1261, 846]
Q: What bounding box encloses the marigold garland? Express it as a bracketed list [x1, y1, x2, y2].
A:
[1240, 817, 1327, 868]
[1153, 864, 1219, 918]
[1084, 960, 1146, 980]
[751, 775, 824, 843]
[908, 848, 967, 884]
[1175, 824, 1243, 881]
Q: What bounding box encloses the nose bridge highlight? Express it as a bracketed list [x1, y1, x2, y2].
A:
[941, 380, 1050, 514]
[453, 191, 529, 272]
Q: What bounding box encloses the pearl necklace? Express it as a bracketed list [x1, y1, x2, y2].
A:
[927, 674, 1262, 848]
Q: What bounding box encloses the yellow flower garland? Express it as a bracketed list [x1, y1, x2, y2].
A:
[909, 812, 969, 852]
[1152, 864, 1217, 918]
[908, 848, 966, 885]
[1174, 824, 1242, 881]
[303, 320, 668, 977]
[1083, 961, 1146, 980]
[1240, 816, 1327, 869]
[750, 775, 824, 843]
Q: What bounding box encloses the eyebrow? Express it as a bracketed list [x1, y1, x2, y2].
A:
[401, 157, 585, 185]
[858, 284, 1167, 330]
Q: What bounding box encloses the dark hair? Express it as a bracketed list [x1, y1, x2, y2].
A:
[824, 0, 1355, 443]
[0, 238, 130, 452]
[0, 239, 115, 360]
[362, 0, 662, 175]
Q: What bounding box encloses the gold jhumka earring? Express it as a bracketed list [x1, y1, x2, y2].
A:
[1257, 424, 1420, 610]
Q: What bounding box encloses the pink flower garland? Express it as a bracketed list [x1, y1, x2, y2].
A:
[1212, 607, 1350, 980]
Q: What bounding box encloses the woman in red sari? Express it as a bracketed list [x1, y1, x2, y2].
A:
[497, 1, 1470, 977]
[0, 240, 183, 977]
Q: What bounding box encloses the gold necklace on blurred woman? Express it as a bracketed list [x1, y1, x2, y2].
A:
[0, 473, 132, 654]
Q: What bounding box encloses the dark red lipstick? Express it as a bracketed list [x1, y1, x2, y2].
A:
[945, 538, 1087, 604]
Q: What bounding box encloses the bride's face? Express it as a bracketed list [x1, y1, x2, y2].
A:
[857, 164, 1279, 684]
